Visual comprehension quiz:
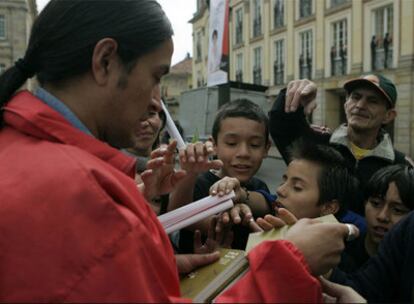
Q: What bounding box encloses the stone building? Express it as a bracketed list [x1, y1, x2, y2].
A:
[0, 0, 37, 88]
[191, 0, 414, 157]
[161, 53, 193, 120]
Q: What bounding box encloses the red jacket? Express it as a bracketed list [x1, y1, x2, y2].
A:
[0, 91, 322, 302]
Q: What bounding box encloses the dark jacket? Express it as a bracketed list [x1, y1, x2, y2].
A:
[331, 211, 414, 302]
[269, 88, 412, 215]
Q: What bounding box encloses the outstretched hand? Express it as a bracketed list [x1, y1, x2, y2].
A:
[256, 207, 298, 231]
[179, 140, 222, 176]
[319, 277, 366, 303]
[193, 216, 233, 254]
[175, 252, 220, 275]
[140, 140, 186, 200]
[285, 79, 317, 115]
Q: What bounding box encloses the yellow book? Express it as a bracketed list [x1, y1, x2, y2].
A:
[245, 214, 338, 253]
[180, 248, 248, 303]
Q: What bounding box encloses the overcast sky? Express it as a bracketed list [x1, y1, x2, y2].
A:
[36, 0, 196, 65]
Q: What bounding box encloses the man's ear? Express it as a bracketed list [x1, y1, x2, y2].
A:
[91, 38, 119, 86]
[383, 108, 397, 125]
[320, 200, 340, 216]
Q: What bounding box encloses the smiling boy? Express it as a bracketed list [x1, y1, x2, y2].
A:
[177, 99, 273, 252]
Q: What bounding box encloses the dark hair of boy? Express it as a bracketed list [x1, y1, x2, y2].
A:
[364, 164, 414, 210]
[0, 0, 173, 125]
[212, 98, 269, 144]
[287, 140, 359, 218]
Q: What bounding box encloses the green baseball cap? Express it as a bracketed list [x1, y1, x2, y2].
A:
[344, 74, 397, 108]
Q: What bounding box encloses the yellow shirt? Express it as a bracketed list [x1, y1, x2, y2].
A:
[350, 142, 372, 160]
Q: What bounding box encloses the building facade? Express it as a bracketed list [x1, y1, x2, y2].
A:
[0, 0, 37, 87]
[191, 0, 414, 157]
[161, 54, 193, 120]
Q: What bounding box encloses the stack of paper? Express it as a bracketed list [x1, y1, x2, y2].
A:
[158, 191, 235, 234]
[180, 248, 248, 303]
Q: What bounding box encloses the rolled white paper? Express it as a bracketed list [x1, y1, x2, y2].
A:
[161, 99, 186, 150]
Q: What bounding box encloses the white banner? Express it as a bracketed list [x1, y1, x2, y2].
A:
[207, 0, 228, 87]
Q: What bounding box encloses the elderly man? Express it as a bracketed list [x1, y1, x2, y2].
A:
[269, 74, 412, 215]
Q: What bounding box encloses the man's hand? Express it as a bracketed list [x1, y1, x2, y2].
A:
[140, 140, 186, 200]
[179, 141, 222, 176]
[285, 219, 359, 276]
[285, 79, 317, 115]
[193, 216, 233, 254]
[319, 277, 366, 303]
[175, 252, 220, 275]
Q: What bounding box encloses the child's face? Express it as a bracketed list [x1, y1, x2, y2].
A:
[365, 181, 410, 244]
[275, 159, 322, 219]
[214, 117, 269, 184]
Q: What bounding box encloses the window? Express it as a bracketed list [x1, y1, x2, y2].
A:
[253, 47, 262, 84]
[299, 30, 313, 79]
[273, 0, 284, 29]
[197, 70, 203, 88]
[331, 0, 348, 7]
[236, 53, 243, 82]
[196, 31, 202, 61]
[274, 39, 284, 85]
[299, 0, 312, 19]
[371, 5, 393, 70]
[235, 8, 243, 45]
[0, 15, 5, 39]
[253, 0, 262, 37]
[331, 19, 347, 76]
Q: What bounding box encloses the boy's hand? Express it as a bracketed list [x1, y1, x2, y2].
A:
[256, 207, 298, 231]
[285, 79, 317, 115]
[319, 277, 366, 303]
[209, 176, 247, 204]
[179, 141, 222, 176]
[175, 252, 220, 275]
[193, 216, 233, 254]
[140, 140, 186, 200]
[219, 203, 253, 226]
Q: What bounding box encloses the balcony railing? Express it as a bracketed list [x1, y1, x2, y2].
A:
[372, 48, 393, 71]
[273, 62, 284, 85]
[253, 17, 262, 37]
[253, 67, 262, 84]
[235, 23, 243, 44]
[299, 56, 312, 79]
[236, 70, 243, 82]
